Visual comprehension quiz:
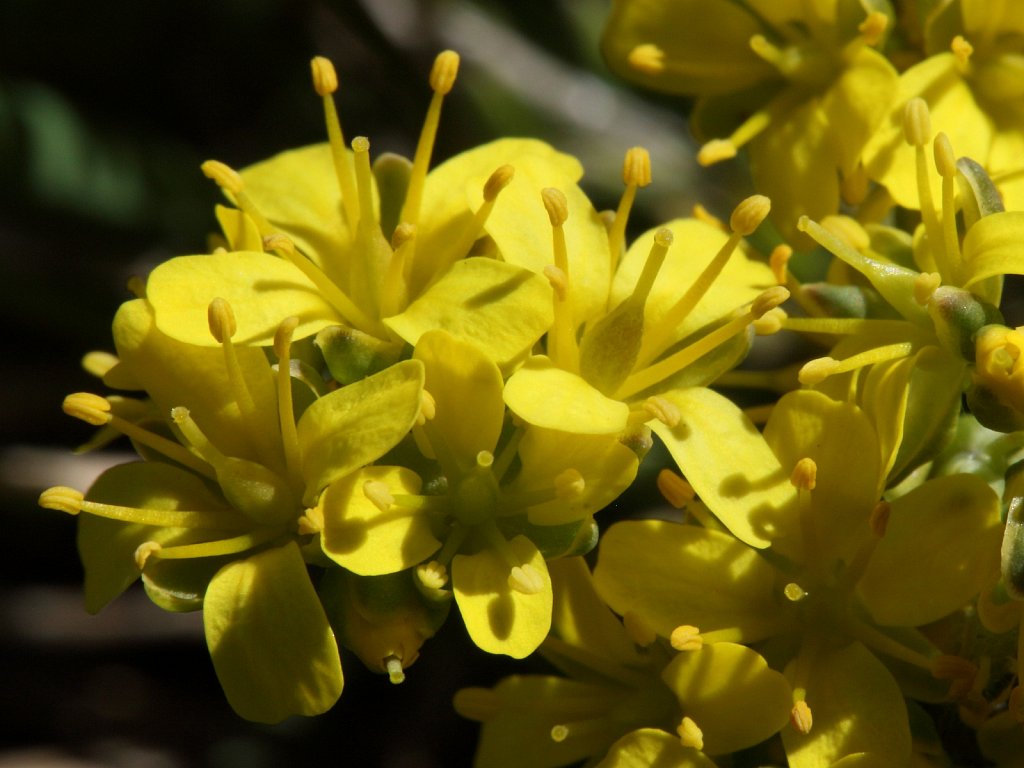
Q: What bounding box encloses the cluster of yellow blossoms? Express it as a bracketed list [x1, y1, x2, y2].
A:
[37, 0, 1024, 764]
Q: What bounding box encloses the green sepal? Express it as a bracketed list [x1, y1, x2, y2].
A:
[315, 324, 406, 386]
[927, 286, 1003, 361]
[578, 298, 644, 397]
[967, 380, 1024, 433]
[496, 513, 586, 560]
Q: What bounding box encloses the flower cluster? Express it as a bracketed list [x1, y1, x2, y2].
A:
[36, 1, 1024, 764]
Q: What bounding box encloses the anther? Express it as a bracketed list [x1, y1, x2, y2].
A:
[903, 98, 932, 148]
[790, 458, 817, 490]
[951, 35, 973, 67]
[385, 655, 406, 685]
[752, 286, 790, 318]
[38, 486, 84, 515]
[484, 165, 515, 202]
[657, 469, 695, 509]
[934, 133, 957, 179]
[623, 611, 657, 647]
[201, 160, 245, 196]
[770, 244, 792, 285]
[263, 232, 297, 255]
[541, 188, 569, 227]
[730, 194, 771, 236]
[417, 560, 448, 590]
[858, 11, 888, 46]
[82, 351, 119, 379]
[508, 563, 545, 595]
[790, 700, 813, 734]
[418, 390, 437, 423]
[310, 56, 338, 96]
[753, 307, 786, 335]
[550, 725, 569, 743]
[677, 716, 704, 750]
[273, 316, 300, 361]
[869, 500, 891, 537]
[554, 469, 585, 500]
[623, 146, 652, 187]
[643, 395, 680, 427]
[798, 357, 841, 386]
[207, 297, 237, 343]
[363, 480, 395, 513]
[670, 625, 703, 651]
[63, 392, 112, 426]
[429, 50, 460, 95]
[134, 541, 162, 570]
[392, 222, 416, 250]
[697, 138, 738, 166]
[627, 43, 665, 74]
[784, 582, 808, 602]
[913, 272, 942, 305]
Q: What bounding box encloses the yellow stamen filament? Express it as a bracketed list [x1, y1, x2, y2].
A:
[508, 563, 545, 595]
[201, 161, 273, 232]
[904, 99, 944, 275]
[677, 716, 704, 750]
[134, 526, 285, 568]
[623, 611, 657, 647]
[39, 486, 242, 529]
[858, 11, 888, 46]
[657, 469, 695, 509]
[697, 87, 802, 166]
[273, 316, 303, 487]
[416, 560, 448, 590]
[790, 700, 813, 735]
[608, 146, 652, 273]
[542, 187, 579, 372]
[311, 56, 359, 230]
[670, 625, 703, 651]
[382, 223, 415, 316]
[869, 500, 891, 538]
[627, 43, 665, 75]
[935, 132, 964, 282]
[798, 342, 914, 386]
[385, 655, 405, 685]
[399, 50, 459, 229]
[618, 287, 789, 400]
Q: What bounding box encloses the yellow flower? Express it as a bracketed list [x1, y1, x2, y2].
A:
[454, 558, 791, 766]
[601, 0, 899, 239]
[319, 331, 639, 658]
[39, 297, 424, 721]
[596, 388, 1002, 765]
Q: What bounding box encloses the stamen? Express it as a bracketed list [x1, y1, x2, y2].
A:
[63, 392, 110, 425]
[677, 716, 704, 750]
[542, 187, 579, 372]
[670, 625, 703, 651]
[550, 725, 569, 743]
[381, 223, 415, 316]
[349, 136, 392, 321]
[904, 99, 944, 275]
[798, 342, 914, 386]
[697, 139, 737, 166]
[951, 35, 973, 69]
[418, 390, 436, 424]
[623, 611, 657, 647]
[628, 43, 665, 74]
[82, 351, 119, 379]
[385, 655, 406, 685]
[753, 307, 786, 335]
[869, 500, 891, 538]
[790, 458, 817, 490]
[935, 133, 964, 282]
[201, 161, 273, 232]
[627, 227, 673, 309]
[134, 526, 285, 567]
[38, 486, 84, 515]
[608, 146, 652, 273]
[770, 244, 792, 286]
[729, 194, 770, 236]
[399, 50, 460, 229]
[657, 469, 695, 509]
[310, 56, 360, 229]
[416, 560, 448, 590]
[363, 480, 395, 513]
[641, 395, 680, 427]
[273, 317, 303, 487]
[554, 469, 585, 500]
[790, 700, 813, 735]
[508, 563, 545, 595]
[913, 272, 942, 305]
[39, 486, 242, 529]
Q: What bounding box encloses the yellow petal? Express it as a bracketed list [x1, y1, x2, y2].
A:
[204, 542, 343, 723]
[504, 356, 630, 435]
[452, 535, 552, 658]
[963, 211, 1024, 288]
[596, 728, 717, 768]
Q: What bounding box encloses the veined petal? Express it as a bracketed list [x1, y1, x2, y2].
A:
[962, 211, 1024, 288]
[320, 466, 438, 576]
[661, 642, 791, 755]
[651, 387, 796, 549]
[386, 258, 553, 372]
[146, 251, 341, 346]
[215, 205, 263, 252]
[504, 357, 630, 436]
[858, 473, 1001, 626]
[296, 359, 424, 501]
[593, 520, 784, 643]
[414, 330, 505, 461]
[204, 542, 343, 723]
[596, 728, 717, 768]
[453, 535, 552, 658]
[781, 642, 911, 768]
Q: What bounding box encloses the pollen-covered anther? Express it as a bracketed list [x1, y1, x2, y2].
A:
[263, 232, 297, 256]
[391, 222, 416, 250]
[310, 56, 338, 96]
[429, 50, 460, 95]
[643, 395, 680, 427]
[550, 724, 569, 743]
[623, 610, 657, 647]
[913, 271, 942, 305]
[484, 164, 515, 202]
[951, 35, 974, 66]
[790, 700, 813, 734]
[858, 11, 888, 45]
[869, 500, 891, 537]
[418, 390, 437, 424]
[657, 469, 695, 509]
[201, 159, 244, 195]
[207, 297, 237, 343]
[751, 286, 790, 318]
[784, 582, 808, 602]
[623, 146, 652, 187]
[363, 480, 395, 513]
[790, 457, 817, 491]
[798, 356, 840, 386]
[677, 716, 704, 751]
[754, 307, 787, 335]
[934, 133, 957, 179]
[384, 655, 406, 685]
[62, 392, 112, 425]
[416, 560, 448, 590]
[697, 138, 737, 166]
[730, 194, 771, 236]
[134, 541, 162, 570]
[770, 244, 792, 285]
[903, 98, 932, 148]
[541, 187, 569, 227]
[543, 264, 568, 301]
[508, 563, 545, 595]
[627, 43, 665, 75]
[670, 625, 703, 652]
[38, 486, 85, 515]
[452, 687, 502, 722]
[554, 468, 585, 500]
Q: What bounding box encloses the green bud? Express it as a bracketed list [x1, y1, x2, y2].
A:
[927, 286, 1003, 361]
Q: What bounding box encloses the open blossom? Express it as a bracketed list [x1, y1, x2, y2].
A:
[40, 297, 424, 721]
